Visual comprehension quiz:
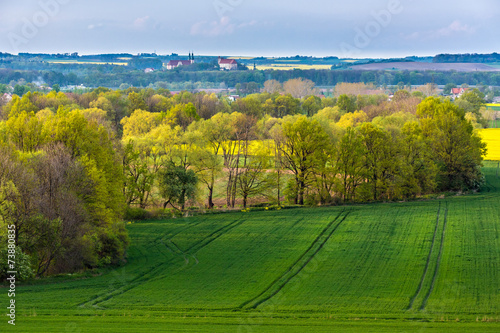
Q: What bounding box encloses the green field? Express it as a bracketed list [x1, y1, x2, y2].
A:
[2, 164, 500, 332]
[486, 104, 500, 112]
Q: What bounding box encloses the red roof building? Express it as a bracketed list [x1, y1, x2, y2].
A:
[166, 60, 194, 70]
[451, 87, 469, 98]
[218, 57, 238, 70]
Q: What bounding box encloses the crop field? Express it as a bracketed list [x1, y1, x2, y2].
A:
[479, 129, 500, 161]
[255, 64, 333, 70]
[2, 164, 500, 332]
[486, 104, 500, 112]
[46, 60, 128, 66]
[349, 62, 500, 72]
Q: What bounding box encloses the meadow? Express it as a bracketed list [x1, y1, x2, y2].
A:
[2, 163, 500, 332]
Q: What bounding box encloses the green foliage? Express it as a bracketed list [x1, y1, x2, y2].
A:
[128, 57, 163, 70]
[301, 95, 322, 116]
[158, 161, 198, 210]
[0, 106, 127, 276]
[4, 93, 38, 118]
[277, 116, 331, 205]
[0, 247, 34, 281]
[418, 97, 486, 191]
[5, 110, 46, 152]
[13, 84, 29, 96]
[337, 94, 357, 113]
[123, 206, 152, 220]
[127, 91, 148, 112]
[455, 88, 487, 127]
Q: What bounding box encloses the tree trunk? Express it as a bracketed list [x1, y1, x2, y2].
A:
[181, 190, 186, 210]
[226, 171, 233, 207]
[299, 180, 305, 205]
[207, 186, 214, 209]
[277, 169, 281, 206]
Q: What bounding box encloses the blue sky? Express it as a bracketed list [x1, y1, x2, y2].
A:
[0, 0, 498, 58]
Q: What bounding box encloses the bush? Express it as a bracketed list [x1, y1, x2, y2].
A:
[0, 247, 34, 281]
[124, 207, 152, 220]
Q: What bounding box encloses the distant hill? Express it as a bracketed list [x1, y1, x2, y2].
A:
[349, 61, 500, 72]
[433, 53, 500, 63]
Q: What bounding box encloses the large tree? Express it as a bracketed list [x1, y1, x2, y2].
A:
[158, 162, 197, 211]
[273, 116, 330, 205]
[417, 97, 486, 191]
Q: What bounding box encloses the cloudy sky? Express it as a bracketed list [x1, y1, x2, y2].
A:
[0, 0, 498, 58]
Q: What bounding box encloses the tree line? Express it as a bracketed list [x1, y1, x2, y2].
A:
[0, 82, 487, 279]
[3, 64, 500, 89]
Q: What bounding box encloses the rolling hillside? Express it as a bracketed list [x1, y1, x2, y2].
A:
[2, 164, 500, 332]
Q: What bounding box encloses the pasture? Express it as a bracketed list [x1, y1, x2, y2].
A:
[2, 164, 500, 332]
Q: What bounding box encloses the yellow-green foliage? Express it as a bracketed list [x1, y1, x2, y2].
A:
[337, 110, 368, 128]
[121, 109, 165, 138]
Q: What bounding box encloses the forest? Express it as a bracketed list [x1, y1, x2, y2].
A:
[2, 64, 500, 90]
[0, 80, 487, 279]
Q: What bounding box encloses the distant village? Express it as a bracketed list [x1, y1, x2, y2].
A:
[166, 53, 237, 71]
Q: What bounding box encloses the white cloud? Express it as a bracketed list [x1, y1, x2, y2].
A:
[402, 31, 420, 40]
[431, 20, 476, 38]
[88, 23, 104, 30]
[133, 16, 150, 29]
[401, 20, 476, 41]
[190, 16, 236, 37]
[238, 20, 258, 29]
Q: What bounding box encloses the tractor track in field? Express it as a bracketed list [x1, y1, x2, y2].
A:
[239, 210, 350, 310]
[78, 218, 243, 308]
[407, 202, 448, 311]
[420, 202, 448, 310]
[407, 202, 441, 310]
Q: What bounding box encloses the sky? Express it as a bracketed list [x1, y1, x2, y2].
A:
[0, 0, 498, 58]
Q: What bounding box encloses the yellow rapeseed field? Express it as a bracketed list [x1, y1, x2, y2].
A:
[479, 129, 500, 160]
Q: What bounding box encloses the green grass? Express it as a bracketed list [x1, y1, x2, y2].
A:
[2, 163, 500, 332]
[486, 104, 500, 112]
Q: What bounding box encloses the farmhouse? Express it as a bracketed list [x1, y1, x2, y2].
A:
[166, 60, 193, 70]
[227, 95, 240, 102]
[451, 87, 469, 99]
[218, 57, 238, 70]
[2, 93, 12, 102]
[166, 52, 195, 70]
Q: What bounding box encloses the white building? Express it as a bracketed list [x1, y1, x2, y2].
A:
[218, 57, 238, 70]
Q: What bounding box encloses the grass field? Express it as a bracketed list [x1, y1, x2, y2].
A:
[2, 164, 500, 332]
